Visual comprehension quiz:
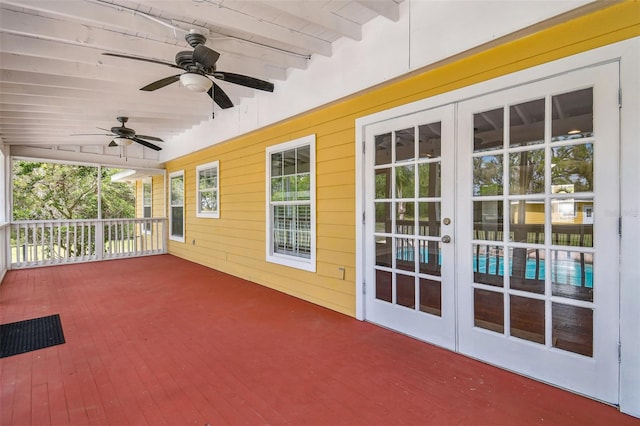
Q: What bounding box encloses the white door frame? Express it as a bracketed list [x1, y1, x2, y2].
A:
[354, 38, 640, 417]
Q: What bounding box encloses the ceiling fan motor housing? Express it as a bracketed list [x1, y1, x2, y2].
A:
[185, 32, 206, 48]
[111, 126, 135, 137]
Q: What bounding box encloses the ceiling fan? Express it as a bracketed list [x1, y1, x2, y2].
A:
[102, 31, 274, 111]
[72, 116, 164, 151]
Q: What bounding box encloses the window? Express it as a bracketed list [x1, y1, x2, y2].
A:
[196, 161, 219, 218]
[266, 135, 316, 271]
[169, 171, 184, 242]
[142, 179, 152, 232]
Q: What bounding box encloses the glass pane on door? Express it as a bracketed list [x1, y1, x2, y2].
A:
[372, 120, 444, 316]
[470, 87, 598, 357]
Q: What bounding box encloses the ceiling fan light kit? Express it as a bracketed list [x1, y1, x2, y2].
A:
[180, 72, 213, 92]
[113, 137, 133, 146]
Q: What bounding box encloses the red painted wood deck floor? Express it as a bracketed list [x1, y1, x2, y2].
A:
[1, 255, 637, 426]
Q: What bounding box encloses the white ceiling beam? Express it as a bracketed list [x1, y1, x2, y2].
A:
[10, 145, 163, 169]
[134, 0, 333, 57]
[0, 7, 295, 75]
[0, 0, 182, 43]
[264, 1, 362, 41]
[0, 101, 207, 120]
[0, 82, 213, 106]
[0, 33, 287, 81]
[356, 0, 400, 22]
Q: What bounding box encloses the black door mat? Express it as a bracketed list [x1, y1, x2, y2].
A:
[1, 314, 65, 358]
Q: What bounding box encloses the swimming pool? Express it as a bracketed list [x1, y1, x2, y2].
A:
[396, 247, 593, 288]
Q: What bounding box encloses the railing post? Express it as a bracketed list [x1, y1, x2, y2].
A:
[95, 221, 104, 261]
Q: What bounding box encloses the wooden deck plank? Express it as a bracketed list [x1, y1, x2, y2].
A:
[0, 255, 637, 425]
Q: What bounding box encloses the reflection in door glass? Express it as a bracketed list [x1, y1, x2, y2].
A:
[419, 122, 442, 158]
[552, 302, 593, 357]
[474, 288, 504, 333]
[508, 247, 544, 294]
[474, 107, 504, 152]
[420, 278, 442, 316]
[473, 155, 504, 195]
[473, 201, 504, 241]
[510, 295, 545, 344]
[510, 98, 545, 147]
[395, 127, 415, 162]
[396, 273, 415, 308]
[396, 202, 416, 235]
[551, 250, 593, 302]
[509, 149, 545, 195]
[473, 244, 504, 287]
[375, 132, 392, 165]
[375, 270, 392, 302]
[396, 237, 415, 272]
[418, 163, 441, 197]
[552, 88, 593, 141]
[509, 200, 545, 243]
[418, 202, 441, 237]
[395, 165, 415, 198]
[375, 169, 391, 199]
[551, 198, 593, 247]
[375, 201, 391, 234]
[418, 240, 442, 276]
[551, 143, 593, 192]
[375, 236, 392, 268]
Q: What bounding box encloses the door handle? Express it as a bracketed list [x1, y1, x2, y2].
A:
[441, 235, 452, 243]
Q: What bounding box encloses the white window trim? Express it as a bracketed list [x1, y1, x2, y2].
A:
[142, 178, 152, 234]
[265, 134, 316, 272]
[169, 170, 185, 243]
[196, 160, 220, 218]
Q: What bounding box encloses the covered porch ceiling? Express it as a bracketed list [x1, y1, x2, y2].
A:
[0, 0, 402, 161]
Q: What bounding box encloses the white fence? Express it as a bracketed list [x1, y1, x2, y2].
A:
[8, 218, 167, 268]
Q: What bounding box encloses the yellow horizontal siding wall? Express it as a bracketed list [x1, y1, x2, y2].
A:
[165, 2, 639, 317]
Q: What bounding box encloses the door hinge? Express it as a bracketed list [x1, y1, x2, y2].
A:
[618, 342, 622, 363]
[619, 216, 622, 236]
[362, 281, 366, 295]
[363, 141, 366, 154]
[362, 212, 366, 224]
[618, 88, 622, 108]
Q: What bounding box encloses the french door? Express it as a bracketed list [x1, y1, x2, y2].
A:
[364, 105, 456, 350]
[363, 62, 620, 403]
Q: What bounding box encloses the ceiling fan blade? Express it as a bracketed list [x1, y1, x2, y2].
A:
[108, 140, 118, 147]
[102, 53, 182, 70]
[208, 82, 234, 109]
[140, 74, 182, 91]
[132, 136, 162, 151]
[193, 44, 220, 69]
[135, 134, 164, 142]
[212, 72, 274, 92]
[71, 133, 113, 136]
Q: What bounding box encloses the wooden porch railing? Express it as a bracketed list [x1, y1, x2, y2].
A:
[8, 218, 167, 269]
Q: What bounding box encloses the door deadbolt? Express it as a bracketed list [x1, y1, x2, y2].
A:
[441, 235, 452, 243]
[443, 217, 451, 225]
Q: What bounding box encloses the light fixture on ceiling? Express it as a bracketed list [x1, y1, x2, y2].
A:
[180, 72, 213, 92]
[567, 129, 582, 135]
[113, 137, 133, 146]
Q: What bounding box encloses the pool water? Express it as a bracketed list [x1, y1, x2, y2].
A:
[397, 247, 593, 288]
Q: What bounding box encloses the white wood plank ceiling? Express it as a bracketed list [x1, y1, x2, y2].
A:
[0, 0, 401, 158]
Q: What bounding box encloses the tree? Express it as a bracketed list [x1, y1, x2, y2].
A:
[12, 161, 135, 220]
[12, 161, 136, 257]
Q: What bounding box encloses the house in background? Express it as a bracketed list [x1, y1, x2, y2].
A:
[1, 0, 639, 418]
